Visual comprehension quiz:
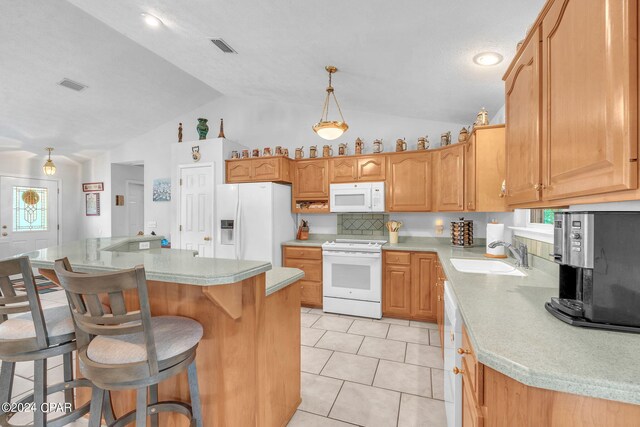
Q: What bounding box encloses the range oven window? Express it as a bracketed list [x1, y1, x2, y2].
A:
[334, 194, 366, 206]
[330, 263, 372, 291]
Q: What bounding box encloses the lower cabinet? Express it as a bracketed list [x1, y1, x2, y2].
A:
[382, 251, 438, 322]
[283, 246, 323, 307]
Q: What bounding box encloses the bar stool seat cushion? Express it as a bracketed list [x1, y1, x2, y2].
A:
[0, 306, 73, 340]
[86, 316, 203, 365]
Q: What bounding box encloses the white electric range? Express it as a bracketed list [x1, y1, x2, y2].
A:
[321, 239, 386, 319]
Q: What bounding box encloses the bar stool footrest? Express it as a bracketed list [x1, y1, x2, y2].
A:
[110, 401, 194, 427]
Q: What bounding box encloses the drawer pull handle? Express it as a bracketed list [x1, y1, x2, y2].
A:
[457, 348, 471, 355]
[453, 367, 464, 375]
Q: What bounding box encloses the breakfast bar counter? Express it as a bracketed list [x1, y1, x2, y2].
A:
[23, 237, 303, 427]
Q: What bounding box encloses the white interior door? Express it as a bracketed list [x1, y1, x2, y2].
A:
[179, 165, 214, 257]
[126, 181, 144, 236]
[0, 176, 59, 259]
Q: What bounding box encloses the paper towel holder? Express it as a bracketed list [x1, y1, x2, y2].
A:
[485, 221, 508, 259]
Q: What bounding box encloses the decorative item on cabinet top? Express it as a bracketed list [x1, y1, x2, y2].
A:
[196, 118, 209, 140]
[458, 127, 470, 143]
[338, 143, 348, 156]
[309, 145, 318, 158]
[417, 136, 429, 150]
[440, 131, 452, 147]
[474, 107, 489, 126]
[395, 138, 407, 152]
[354, 138, 364, 155]
[373, 139, 384, 153]
[217, 118, 225, 138]
[295, 147, 304, 159]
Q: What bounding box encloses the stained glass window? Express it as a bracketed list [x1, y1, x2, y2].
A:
[529, 208, 558, 225]
[13, 186, 48, 232]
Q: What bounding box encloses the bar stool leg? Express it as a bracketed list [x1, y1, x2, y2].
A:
[33, 359, 47, 427]
[103, 390, 116, 425]
[0, 361, 15, 411]
[136, 387, 148, 427]
[149, 384, 159, 427]
[88, 386, 104, 427]
[62, 352, 75, 410]
[187, 360, 202, 427]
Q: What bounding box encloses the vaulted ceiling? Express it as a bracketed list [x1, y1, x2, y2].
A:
[1, 0, 544, 159]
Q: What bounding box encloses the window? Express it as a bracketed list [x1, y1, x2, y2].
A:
[13, 186, 48, 232]
[529, 208, 558, 226]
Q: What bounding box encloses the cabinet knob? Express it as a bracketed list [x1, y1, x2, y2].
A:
[453, 367, 464, 375]
[457, 348, 471, 355]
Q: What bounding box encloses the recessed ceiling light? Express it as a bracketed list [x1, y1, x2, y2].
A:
[141, 13, 163, 28]
[473, 52, 504, 66]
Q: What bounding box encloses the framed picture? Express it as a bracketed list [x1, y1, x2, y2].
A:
[152, 178, 171, 202]
[83, 182, 104, 192]
[85, 193, 100, 216]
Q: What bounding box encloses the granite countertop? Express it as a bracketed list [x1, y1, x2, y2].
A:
[22, 237, 271, 286]
[266, 267, 304, 296]
[282, 234, 640, 405]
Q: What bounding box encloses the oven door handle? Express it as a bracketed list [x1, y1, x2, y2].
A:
[322, 251, 381, 258]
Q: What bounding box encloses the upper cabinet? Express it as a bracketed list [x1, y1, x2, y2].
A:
[329, 155, 386, 183]
[504, 0, 639, 207]
[541, 0, 637, 200]
[433, 145, 465, 212]
[473, 125, 508, 212]
[329, 158, 357, 183]
[464, 136, 476, 211]
[294, 159, 329, 199]
[387, 152, 432, 212]
[226, 157, 292, 184]
[357, 156, 386, 181]
[504, 28, 542, 206]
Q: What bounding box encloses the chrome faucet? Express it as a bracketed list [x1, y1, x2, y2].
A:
[488, 241, 529, 269]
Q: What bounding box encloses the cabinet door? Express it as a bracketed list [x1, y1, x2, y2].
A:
[410, 253, 437, 321]
[387, 152, 432, 211]
[252, 158, 280, 181]
[541, 0, 637, 200]
[505, 29, 542, 205]
[294, 160, 329, 198]
[383, 264, 412, 318]
[464, 138, 476, 211]
[226, 160, 252, 183]
[357, 156, 386, 181]
[434, 145, 464, 212]
[299, 280, 322, 307]
[329, 158, 357, 183]
[462, 375, 484, 427]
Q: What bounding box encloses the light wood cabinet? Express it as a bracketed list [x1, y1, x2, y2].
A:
[293, 159, 329, 199]
[387, 152, 432, 212]
[462, 375, 484, 427]
[464, 136, 476, 211]
[504, 28, 542, 206]
[283, 246, 323, 307]
[382, 250, 437, 322]
[329, 157, 357, 183]
[473, 125, 508, 212]
[225, 157, 292, 184]
[540, 0, 637, 200]
[329, 155, 386, 183]
[357, 156, 386, 181]
[434, 145, 465, 212]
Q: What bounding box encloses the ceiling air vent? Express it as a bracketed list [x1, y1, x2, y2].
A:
[58, 78, 88, 92]
[210, 38, 237, 54]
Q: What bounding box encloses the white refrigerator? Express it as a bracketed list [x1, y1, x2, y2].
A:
[215, 182, 296, 267]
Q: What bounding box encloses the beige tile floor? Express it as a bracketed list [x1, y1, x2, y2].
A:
[7, 291, 446, 426]
[289, 308, 446, 427]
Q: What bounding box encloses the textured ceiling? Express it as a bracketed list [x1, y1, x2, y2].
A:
[0, 0, 221, 160]
[67, 0, 545, 124]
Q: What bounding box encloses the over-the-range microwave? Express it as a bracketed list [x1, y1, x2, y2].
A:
[329, 182, 385, 213]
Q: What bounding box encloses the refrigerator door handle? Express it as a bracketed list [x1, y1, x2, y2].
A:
[235, 198, 242, 260]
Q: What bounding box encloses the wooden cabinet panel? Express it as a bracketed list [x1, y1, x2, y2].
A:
[300, 280, 322, 306]
[252, 158, 280, 181]
[461, 326, 483, 406]
[435, 261, 445, 351]
[462, 375, 484, 427]
[294, 160, 329, 198]
[474, 126, 508, 212]
[505, 28, 542, 206]
[385, 251, 411, 265]
[383, 264, 412, 317]
[410, 253, 437, 321]
[541, 0, 638, 200]
[283, 259, 322, 282]
[434, 145, 464, 212]
[357, 156, 386, 181]
[283, 246, 322, 260]
[226, 161, 252, 183]
[329, 158, 357, 183]
[464, 137, 476, 211]
[387, 152, 432, 212]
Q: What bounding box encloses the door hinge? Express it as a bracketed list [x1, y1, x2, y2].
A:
[57, 224, 60, 230]
[180, 178, 183, 186]
[179, 225, 183, 232]
[57, 188, 60, 194]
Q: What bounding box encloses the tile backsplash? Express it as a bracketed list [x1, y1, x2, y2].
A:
[513, 235, 554, 262]
[337, 213, 389, 236]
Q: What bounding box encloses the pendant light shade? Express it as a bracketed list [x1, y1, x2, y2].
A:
[313, 66, 349, 140]
[43, 147, 56, 176]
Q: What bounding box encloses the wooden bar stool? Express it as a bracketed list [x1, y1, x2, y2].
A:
[54, 258, 203, 427]
[0, 256, 92, 427]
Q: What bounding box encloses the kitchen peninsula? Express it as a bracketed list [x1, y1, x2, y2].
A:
[22, 237, 304, 427]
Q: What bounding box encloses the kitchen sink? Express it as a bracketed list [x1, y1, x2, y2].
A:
[449, 258, 526, 277]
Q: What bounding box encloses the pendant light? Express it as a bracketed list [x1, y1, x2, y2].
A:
[43, 147, 56, 176]
[313, 66, 349, 140]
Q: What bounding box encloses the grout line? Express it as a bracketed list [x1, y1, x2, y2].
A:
[397, 392, 403, 426]
[318, 350, 335, 376]
[326, 379, 346, 419]
[371, 358, 381, 386]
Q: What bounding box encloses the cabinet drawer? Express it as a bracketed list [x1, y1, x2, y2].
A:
[283, 246, 322, 260]
[300, 280, 322, 306]
[461, 326, 482, 405]
[283, 259, 322, 282]
[385, 251, 411, 265]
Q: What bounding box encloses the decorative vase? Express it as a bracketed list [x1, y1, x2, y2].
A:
[197, 118, 209, 140]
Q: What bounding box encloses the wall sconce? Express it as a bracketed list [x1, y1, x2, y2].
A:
[435, 219, 444, 236]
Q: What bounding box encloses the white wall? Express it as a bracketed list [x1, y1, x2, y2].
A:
[110, 163, 144, 237]
[81, 94, 468, 241]
[491, 104, 505, 124]
[1, 151, 82, 244]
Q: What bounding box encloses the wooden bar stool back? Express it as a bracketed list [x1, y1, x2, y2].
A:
[0, 256, 92, 427]
[54, 258, 203, 427]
